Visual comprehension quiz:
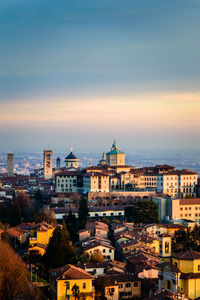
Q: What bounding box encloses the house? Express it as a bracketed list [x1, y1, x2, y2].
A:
[158, 237, 200, 299]
[7, 227, 28, 246]
[28, 243, 47, 256]
[76, 260, 125, 278]
[49, 264, 95, 300]
[83, 241, 115, 261]
[78, 221, 109, 242]
[29, 222, 56, 246]
[95, 273, 141, 300]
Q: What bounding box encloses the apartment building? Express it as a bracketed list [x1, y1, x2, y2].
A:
[157, 169, 198, 198]
[172, 198, 200, 223]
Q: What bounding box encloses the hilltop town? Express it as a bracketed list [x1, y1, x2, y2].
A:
[1, 142, 200, 299]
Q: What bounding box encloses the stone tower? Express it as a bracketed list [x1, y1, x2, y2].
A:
[56, 157, 61, 169]
[7, 153, 14, 176]
[43, 150, 53, 179]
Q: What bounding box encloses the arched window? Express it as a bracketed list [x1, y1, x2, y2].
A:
[165, 241, 169, 253]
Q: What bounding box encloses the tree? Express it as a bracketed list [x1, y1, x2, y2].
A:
[173, 226, 200, 252]
[33, 189, 44, 211]
[90, 250, 105, 263]
[10, 201, 22, 226]
[15, 192, 30, 220]
[125, 200, 159, 224]
[0, 241, 37, 299]
[72, 284, 80, 300]
[78, 197, 89, 229]
[64, 211, 79, 242]
[43, 223, 77, 269]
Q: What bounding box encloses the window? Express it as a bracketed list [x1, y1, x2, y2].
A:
[180, 207, 183, 210]
[189, 214, 191, 216]
[198, 265, 200, 271]
[180, 214, 183, 217]
[109, 249, 112, 253]
[107, 255, 110, 259]
[119, 284, 123, 289]
[185, 214, 187, 217]
[103, 249, 106, 253]
[165, 241, 169, 253]
[126, 283, 131, 288]
[134, 282, 138, 287]
[83, 282, 86, 289]
[185, 207, 188, 210]
[189, 207, 191, 210]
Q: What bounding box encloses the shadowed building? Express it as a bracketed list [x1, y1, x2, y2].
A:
[44, 149, 53, 179]
[56, 157, 61, 169]
[7, 153, 14, 176]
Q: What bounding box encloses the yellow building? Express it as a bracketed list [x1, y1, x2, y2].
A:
[50, 264, 95, 300]
[158, 242, 200, 299]
[106, 141, 125, 166]
[28, 243, 47, 256]
[172, 198, 200, 223]
[29, 222, 56, 246]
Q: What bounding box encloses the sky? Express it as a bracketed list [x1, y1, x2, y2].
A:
[1, 0, 200, 154]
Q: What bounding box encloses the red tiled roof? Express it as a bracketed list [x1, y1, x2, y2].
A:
[173, 249, 200, 260]
[51, 264, 93, 280]
[179, 198, 200, 205]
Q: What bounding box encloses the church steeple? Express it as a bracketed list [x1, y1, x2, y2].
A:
[111, 140, 118, 151]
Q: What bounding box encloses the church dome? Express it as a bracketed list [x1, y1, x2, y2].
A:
[65, 147, 78, 160]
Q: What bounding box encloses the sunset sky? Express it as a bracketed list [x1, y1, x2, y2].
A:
[1, 0, 200, 153]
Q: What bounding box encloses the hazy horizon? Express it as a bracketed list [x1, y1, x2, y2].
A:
[1, 0, 200, 152]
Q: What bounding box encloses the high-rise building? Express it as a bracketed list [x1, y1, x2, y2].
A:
[7, 153, 14, 176]
[44, 150, 53, 179]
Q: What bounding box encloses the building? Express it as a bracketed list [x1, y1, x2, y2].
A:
[49, 264, 95, 300]
[55, 170, 82, 193]
[106, 141, 125, 166]
[95, 273, 141, 300]
[83, 240, 115, 261]
[172, 198, 200, 223]
[153, 197, 172, 221]
[158, 247, 200, 299]
[65, 148, 78, 168]
[83, 173, 110, 193]
[44, 149, 53, 179]
[157, 169, 198, 198]
[7, 153, 14, 176]
[98, 152, 107, 166]
[29, 222, 56, 246]
[56, 157, 61, 169]
[53, 206, 125, 220]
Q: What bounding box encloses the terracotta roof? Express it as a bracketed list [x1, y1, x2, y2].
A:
[55, 170, 81, 176]
[83, 240, 115, 251]
[50, 264, 93, 280]
[179, 198, 200, 205]
[7, 227, 27, 238]
[29, 243, 47, 250]
[180, 272, 200, 279]
[173, 249, 200, 260]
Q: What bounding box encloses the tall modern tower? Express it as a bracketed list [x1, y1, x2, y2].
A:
[43, 150, 53, 179]
[7, 153, 14, 176]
